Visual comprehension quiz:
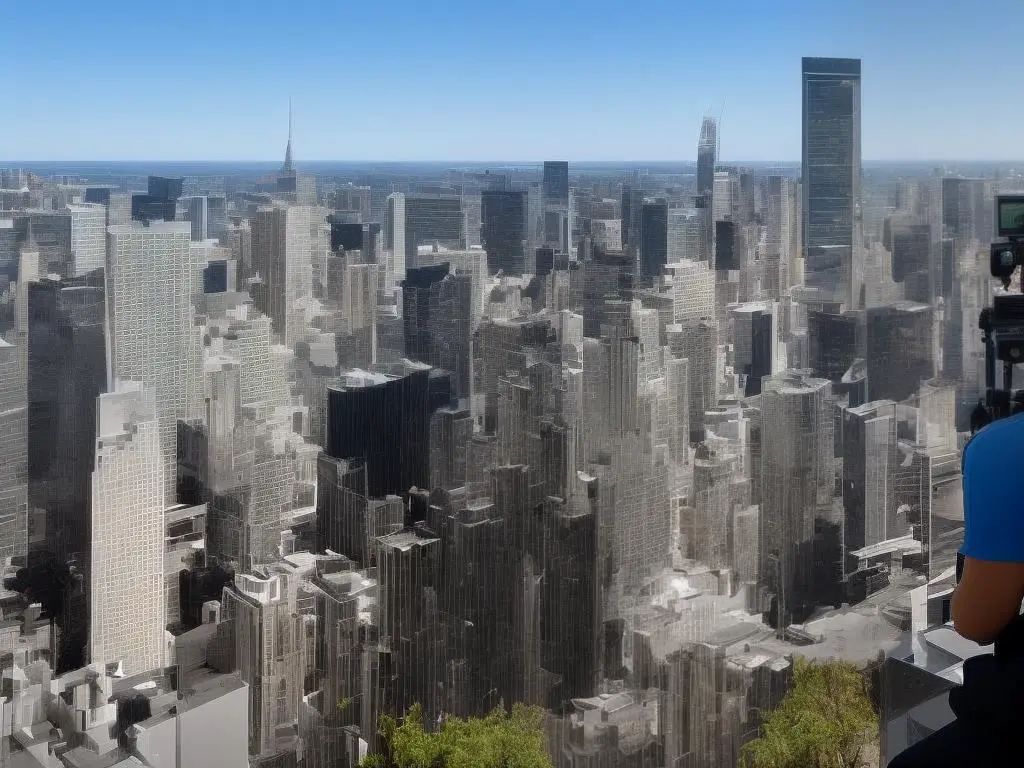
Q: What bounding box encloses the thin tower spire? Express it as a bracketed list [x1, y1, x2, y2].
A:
[282, 98, 294, 173]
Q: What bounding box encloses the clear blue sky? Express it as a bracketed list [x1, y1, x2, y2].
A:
[5, 0, 1021, 162]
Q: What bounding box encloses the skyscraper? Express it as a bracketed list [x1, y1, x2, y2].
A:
[865, 301, 934, 403]
[402, 263, 474, 399]
[325, 363, 451, 498]
[67, 203, 107, 276]
[542, 161, 570, 250]
[90, 382, 165, 674]
[250, 204, 316, 346]
[188, 195, 228, 243]
[842, 399, 899, 561]
[106, 221, 204, 504]
[730, 302, 776, 397]
[760, 370, 834, 630]
[27, 273, 106, 564]
[542, 161, 569, 208]
[620, 185, 643, 250]
[697, 117, 718, 198]
[801, 57, 862, 309]
[481, 190, 528, 275]
[387, 193, 464, 272]
[667, 207, 708, 263]
[0, 338, 27, 566]
[640, 202, 668, 279]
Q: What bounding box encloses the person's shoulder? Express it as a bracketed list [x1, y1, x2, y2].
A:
[966, 413, 1024, 457]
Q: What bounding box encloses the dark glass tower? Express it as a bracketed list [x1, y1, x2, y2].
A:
[542, 161, 569, 208]
[481, 190, 527, 275]
[27, 271, 107, 565]
[640, 201, 668, 279]
[801, 57, 861, 307]
[697, 117, 717, 197]
[620, 185, 643, 250]
[325, 364, 451, 498]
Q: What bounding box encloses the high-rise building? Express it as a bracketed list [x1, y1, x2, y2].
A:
[148, 176, 184, 202]
[763, 176, 786, 297]
[667, 320, 717, 443]
[542, 161, 570, 208]
[713, 170, 736, 222]
[665, 259, 715, 327]
[402, 263, 474, 398]
[690, 444, 735, 570]
[250, 204, 317, 346]
[377, 526, 447, 721]
[90, 382, 166, 674]
[842, 399, 900, 562]
[27, 272, 106, 565]
[759, 370, 835, 630]
[67, 203, 107, 276]
[481, 190, 528, 275]
[106, 221, 204, 504]
[131, 195, 176, 224]
[667, 207, 708, 263]
[808, 309, 861, 382]
[620, 185, 643, 250]
[387, 193, 464, 273]
[542, 161, 570, 250]
[12, 211, 72, 275]
[866, 301, 934, 403]
[941, 177, 991, 246]
[0, 338, 27, 566]
[187, 195, 228, 243]
[730, 302, 777, 397]
[221, 568, 307, 762]
[715, 220, 739, 272]
[697, 117, 718, 198]
[331, 184, 372, 221]
[325, 363, 451, 498]
[801, 57, 862, 308]
[884, 214, 932, 303]
[640, 201, 668, 279]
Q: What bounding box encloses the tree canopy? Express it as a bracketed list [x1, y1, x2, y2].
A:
[361, 703, 552, 768]
[741, 657, 878, 768]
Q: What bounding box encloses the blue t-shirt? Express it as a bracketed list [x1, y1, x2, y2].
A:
[962, 412, 1024, 563]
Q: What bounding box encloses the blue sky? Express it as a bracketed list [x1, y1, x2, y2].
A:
[4, 0, 1021, 161]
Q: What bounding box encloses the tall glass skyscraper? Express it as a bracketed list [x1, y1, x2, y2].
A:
[801, 57, 861, 308]
[696, 117, 717, 197]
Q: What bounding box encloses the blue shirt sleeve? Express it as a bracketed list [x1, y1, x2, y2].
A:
[962, 415, 1024, 563]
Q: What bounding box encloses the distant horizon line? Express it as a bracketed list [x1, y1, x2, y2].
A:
[5, 158, 1022, 167]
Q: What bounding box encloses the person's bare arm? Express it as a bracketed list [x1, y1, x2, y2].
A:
[952, 557, 1024, 645]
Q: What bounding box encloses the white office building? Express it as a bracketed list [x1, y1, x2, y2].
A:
[68, 203, 107, 276]
[667, 207, 708, 263]
[665, 258, 715, 327]
[90, 381, 166, 674]
[106, 220, 204, 504]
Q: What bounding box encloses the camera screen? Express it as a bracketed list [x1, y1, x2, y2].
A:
[1000, 199, 1024, 235]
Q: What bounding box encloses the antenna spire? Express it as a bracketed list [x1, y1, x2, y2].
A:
[282, 98, 294, 173]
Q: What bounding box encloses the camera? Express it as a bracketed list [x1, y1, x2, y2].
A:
[990, 195, 1024, 287]
[977, 195, 1024, 429]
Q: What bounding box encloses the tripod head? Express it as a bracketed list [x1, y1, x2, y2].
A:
[979, 203, 1024, 430]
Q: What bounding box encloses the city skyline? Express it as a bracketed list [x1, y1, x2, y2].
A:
[0, 21, 1010, 764]
[7, 0, 1024, 162]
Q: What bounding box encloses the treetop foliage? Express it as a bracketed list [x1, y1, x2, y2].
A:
[741, 657, 878, 768]
[361, 703, 552, 768]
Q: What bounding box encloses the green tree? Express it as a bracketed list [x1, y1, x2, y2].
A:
[741, 657, 878, 768]
[361, 703, 552, 768]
